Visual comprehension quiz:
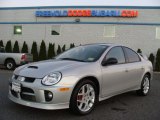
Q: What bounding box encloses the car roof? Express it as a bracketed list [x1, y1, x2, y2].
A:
[81, 43, 121, 47]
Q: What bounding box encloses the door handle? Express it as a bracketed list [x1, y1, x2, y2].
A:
[141, 67, 144, 70]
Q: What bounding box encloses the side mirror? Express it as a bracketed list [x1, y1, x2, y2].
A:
[102, 58, 118, 66]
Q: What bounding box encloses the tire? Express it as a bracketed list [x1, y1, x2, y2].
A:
[69, 80, 98, 115]
[5, 59, 16, 70]
[136, 75, 150, 96]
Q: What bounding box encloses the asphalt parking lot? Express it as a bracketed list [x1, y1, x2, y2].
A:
[0, 70, 160, 120]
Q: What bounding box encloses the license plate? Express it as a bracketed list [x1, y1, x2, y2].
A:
[12, 82, 21, 93]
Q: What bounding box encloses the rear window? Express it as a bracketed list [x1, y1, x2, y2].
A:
[124, 47, 141, 63]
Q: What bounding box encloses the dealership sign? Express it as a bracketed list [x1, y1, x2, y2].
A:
[35, 10, 138, 17]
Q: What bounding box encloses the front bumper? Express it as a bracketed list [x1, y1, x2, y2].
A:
[8, 76, 76, 110]
[8, 94, 69, 110]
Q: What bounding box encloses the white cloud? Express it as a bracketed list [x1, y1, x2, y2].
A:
[0, 0, 160, 7]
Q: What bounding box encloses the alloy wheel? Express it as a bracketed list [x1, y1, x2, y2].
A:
[143, 77, 150, 94]
[77, 84, 95, 112]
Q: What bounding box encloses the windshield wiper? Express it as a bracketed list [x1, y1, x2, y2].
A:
[59, 58, 86, 62]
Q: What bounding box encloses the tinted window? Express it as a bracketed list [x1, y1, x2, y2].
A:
[124, 47, 140, 63]
[105, 47, 125, 64]
[56, 45, 108, 62]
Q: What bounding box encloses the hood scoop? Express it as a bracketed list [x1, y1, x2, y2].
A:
[28, 66, 38, 69]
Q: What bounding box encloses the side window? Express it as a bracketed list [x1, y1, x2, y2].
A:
[105, 47, 125, 64]
[124, 47, 140, 63]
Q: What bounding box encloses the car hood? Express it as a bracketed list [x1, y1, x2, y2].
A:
[14, 60, 87, 78]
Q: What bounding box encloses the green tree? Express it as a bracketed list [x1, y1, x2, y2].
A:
[62, 44, 66, 52]
[155, 49, 160, 71]
[52, 43, 56, 58]
[137, 49, 142, 54]
[31, 41, 38, 61]
[57, 45, 62, 55]
[48, 43, 53, 59]
[25, 43, 28, 53]
[148, 53, 155, 66]
[13, 41, 20, 53]
[21, 41, 28, 53]
[70, 43, 75, 49]
[5, 40, 12, 53]
[70, 43, 73, 49]
[13, 41, 19, 53]
[39, 40, 47, 60]
[72, 43, 75, 48]
[0, 40, 4, 47]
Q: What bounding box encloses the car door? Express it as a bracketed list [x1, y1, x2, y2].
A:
[122, 47, 145, 88]
[101, 46, 129, 97]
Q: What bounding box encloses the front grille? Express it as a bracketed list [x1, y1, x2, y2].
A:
[10, 81, 36, 102]
[20, 86, 36, 102]
[21, 87, 34, 93]
[14, 75, 35, 83]
[20, 94, 36, 102]
[24, 77, 35, 83]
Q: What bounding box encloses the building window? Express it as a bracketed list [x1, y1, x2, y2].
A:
[14, 26, 22, 35]
[51, 25, 61, 35]
[156, 27, 160, 39]
[103, 25, 115, 37]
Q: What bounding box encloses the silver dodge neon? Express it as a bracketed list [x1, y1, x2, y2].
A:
[9, 43, 153, 115]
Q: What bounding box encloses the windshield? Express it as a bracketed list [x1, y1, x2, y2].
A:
[56, 45, 108, 62]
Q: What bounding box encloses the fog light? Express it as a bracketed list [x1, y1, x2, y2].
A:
[44, 91, 53, 102]
[48, 92, 53, 98]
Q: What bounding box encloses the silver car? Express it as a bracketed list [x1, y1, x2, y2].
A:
[8, 43, 153, 115]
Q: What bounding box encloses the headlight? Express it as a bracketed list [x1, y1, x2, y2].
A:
[41, 72, 62, 86]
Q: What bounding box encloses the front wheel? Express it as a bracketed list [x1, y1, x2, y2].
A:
[136, 75, 150, 96]
[69, 80, 98, 115]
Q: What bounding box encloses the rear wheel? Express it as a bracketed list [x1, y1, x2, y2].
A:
[69, 80, 98, 115]
[5, 59, 16, 70]
[137, 75, 150, 96]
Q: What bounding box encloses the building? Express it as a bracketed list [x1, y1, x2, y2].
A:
[0, 6, 160, 55]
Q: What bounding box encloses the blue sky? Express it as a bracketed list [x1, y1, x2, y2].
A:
[0, 0, 160, 7]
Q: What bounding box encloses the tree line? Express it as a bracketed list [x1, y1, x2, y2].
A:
[0, 40, 75, 61]
[0, 40, 160, 71]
